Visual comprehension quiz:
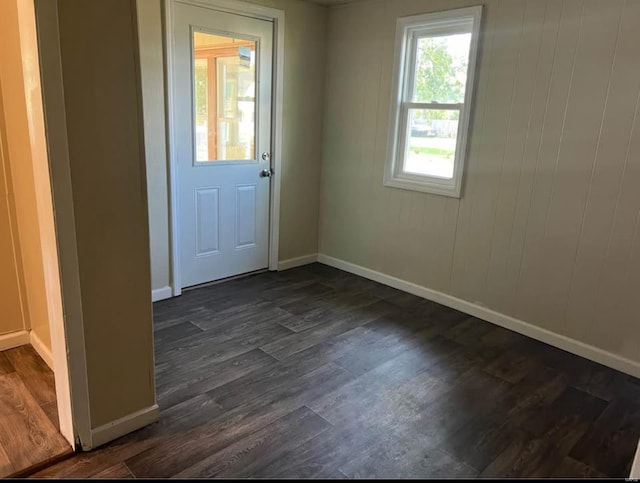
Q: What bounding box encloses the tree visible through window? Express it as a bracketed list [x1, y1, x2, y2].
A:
[414, 36, 467, 104]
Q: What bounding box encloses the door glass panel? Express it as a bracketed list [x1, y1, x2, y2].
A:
[193, 31, 256, 162]
[404, 108, 460, 179]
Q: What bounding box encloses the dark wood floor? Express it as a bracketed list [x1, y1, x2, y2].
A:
[0, 345, 72, 477]
[32, 264, 640, 478]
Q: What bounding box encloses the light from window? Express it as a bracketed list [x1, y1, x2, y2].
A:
[192, 31, 256, 163]
[385, 7, 482, 197]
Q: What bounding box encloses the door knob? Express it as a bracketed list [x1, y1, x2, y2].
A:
[260, 168, 273, 178]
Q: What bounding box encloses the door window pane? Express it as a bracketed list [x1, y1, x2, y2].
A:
[404, 109, 460, 179]
[193, 31, 256, 162]
[194, 57, 209, 161]
[412, 33, 471, 104]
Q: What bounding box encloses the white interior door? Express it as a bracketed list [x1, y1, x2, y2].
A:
[172, 2, 273, 288]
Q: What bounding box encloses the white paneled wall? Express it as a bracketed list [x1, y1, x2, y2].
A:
[319, 0, 640, 367]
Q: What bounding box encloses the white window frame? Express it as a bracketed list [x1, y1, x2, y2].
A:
[384, 6, 482, 198]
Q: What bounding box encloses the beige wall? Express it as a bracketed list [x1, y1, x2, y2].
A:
[0, 89, 26, 337]
[262, 0, 327, 261]
[0, 0, 53, 350]
[137, 0, 171, 293]
[319, 0, 640, 366]
[53, 0, 156, 428]
[137, 0, 328, 292]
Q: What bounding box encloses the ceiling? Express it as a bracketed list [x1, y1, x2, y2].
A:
[303, 0, 360, 6]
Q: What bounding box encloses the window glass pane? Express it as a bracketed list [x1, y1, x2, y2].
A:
[194, 58, 209, 162]
[404, 109, 460, 179]
[193, 31, 256, 162]
[412, 33, 471, 104]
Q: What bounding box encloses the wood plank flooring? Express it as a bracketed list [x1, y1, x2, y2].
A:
[0, 345, 72, 477]
[31, 264, 640, 478]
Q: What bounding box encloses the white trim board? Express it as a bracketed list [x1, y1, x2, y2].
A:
[30, 330, 54, 370]
[164, 0, 285, 295]
[317, 254, 640, 379]
[0, 330, 30, 352]
[0, 330, 54, 370]
[152, 286, 173, 302]
[278, 254, 318, 271]
[90, 404, 160, 450]
[631, 441, 640, 479]
[35, 0, 91, 449]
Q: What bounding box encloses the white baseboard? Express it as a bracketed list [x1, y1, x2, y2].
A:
[278, 253, 318, 271]
[90, 404, 160, 450]
[631, 441, 640, 478]
[317, 254, 640, 379]
[0, 330, 30, 352]
[30, 330, 54, 370]
[152, 286, 173, 302]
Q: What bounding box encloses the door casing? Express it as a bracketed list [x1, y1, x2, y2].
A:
[164, 0, 285, 296]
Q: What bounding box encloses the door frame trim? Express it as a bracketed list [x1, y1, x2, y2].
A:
[164, 0, 285, 295]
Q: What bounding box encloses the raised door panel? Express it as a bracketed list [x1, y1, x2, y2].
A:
[195, 187, 220, 256]
[235, 184, 257, 249]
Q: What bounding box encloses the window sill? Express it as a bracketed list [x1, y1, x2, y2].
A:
[383, 175, 461, 198]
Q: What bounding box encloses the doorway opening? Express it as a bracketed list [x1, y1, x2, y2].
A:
[163, 0, 285, 296]
[0, 0, 75, 476]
